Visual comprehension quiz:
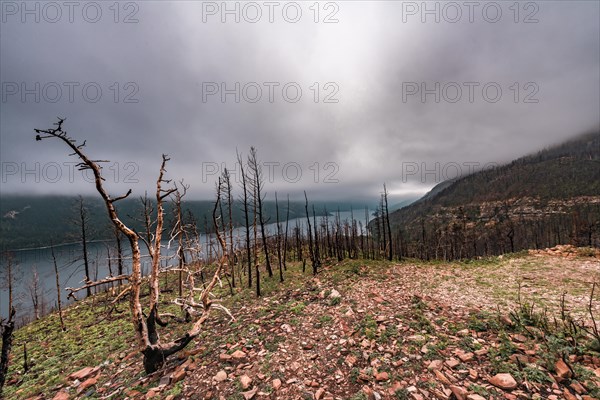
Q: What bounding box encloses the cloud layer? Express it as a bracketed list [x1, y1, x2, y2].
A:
[1, 1, 598, 201]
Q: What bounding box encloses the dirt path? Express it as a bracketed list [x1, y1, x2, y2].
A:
[179, 253, 600, 400]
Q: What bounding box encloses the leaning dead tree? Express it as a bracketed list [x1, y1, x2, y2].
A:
[35, 118, 230, 373]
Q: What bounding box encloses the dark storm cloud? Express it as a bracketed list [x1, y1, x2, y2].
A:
[1, 1, 598, 202]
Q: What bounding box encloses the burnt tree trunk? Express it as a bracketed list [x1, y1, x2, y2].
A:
[282, 195, 290, 271]
[275, 192, 284, 282]
[224, 169, 235, 287]
[383, 184, 393, 261]
[238, 151, 253, 289]
[79, 197, 91, 297]
[249, 148, 272, 278]
[304, 192, 314, 270]
[312, 205, 321, 274]
[51, 243, 66, 331]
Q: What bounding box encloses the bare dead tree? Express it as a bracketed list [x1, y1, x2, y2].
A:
[216, 177, 233, 295]
[91, 255, 99, 296]
[204, 215, 212, 270]
[336, 209, 343, 260]
[35, 118, 229, 374]
[223, 169, 235, 287]
[294, 219, 303, 263]
[323, 207, 331, 258]
[383, 184, 393, 261]
[137, 192, 155, 253]
[364, 207, 372, 259]
[379, 195, 387, 259]
[350, 207, 358, 259]
[275, 192, 284, 282]
[248, 147, 272, 278]
[184, 210, 204, 291]
[373, 207, 382, 257]
[186, 210, 202, 264]
[312, 205, 321, 274]
[176, 209, 201, 322]
[105, 243, 113, 281]
[170, 181, 189, 298]
[252, 170, 260, 297]
[173, 178, 233, 327]
[215, 170, 235, 296]
[50, 242, 66, 331]
[237, 150, 253, 289]
[114, 225, 124, 276]
[28, 268, 42, 320]
[76, 196, 92, 297]
[283, 195, 290, 271]
[304, 191, 316, 273]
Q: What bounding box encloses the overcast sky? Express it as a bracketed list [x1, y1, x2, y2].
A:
[1, 1, 598, 202]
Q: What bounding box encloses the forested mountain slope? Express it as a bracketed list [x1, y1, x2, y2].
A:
[383, 133, 600, 259]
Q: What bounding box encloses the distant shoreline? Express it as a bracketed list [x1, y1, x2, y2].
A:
[4, 239, 113, 253]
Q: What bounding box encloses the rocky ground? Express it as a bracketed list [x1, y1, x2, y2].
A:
[4, 247, 600, 400]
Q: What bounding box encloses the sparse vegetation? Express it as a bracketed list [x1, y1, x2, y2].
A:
[2, 250, 598, 399]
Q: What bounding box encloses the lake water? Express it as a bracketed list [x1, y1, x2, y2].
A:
[0, 210, 373, 323]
